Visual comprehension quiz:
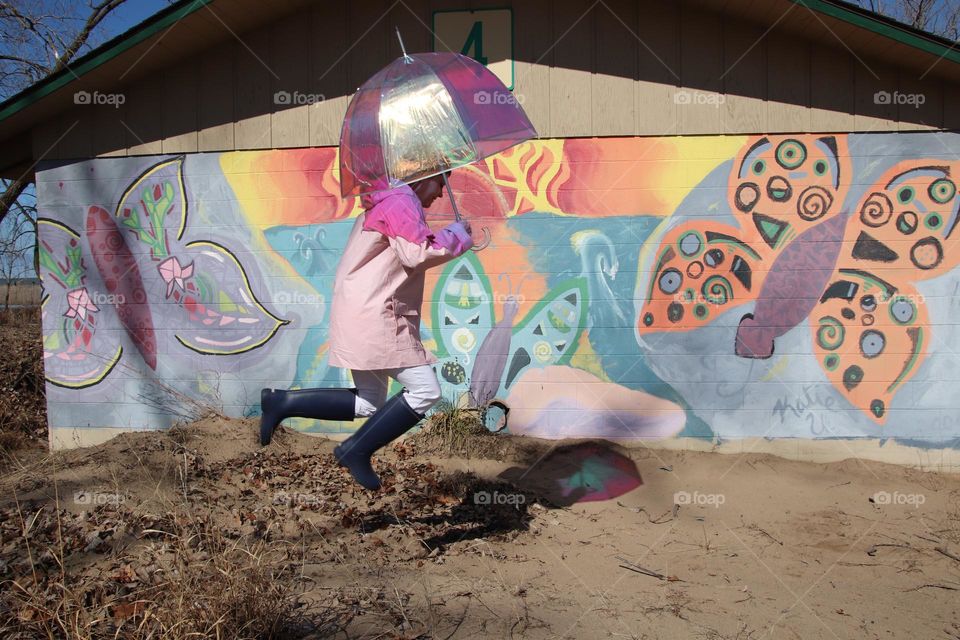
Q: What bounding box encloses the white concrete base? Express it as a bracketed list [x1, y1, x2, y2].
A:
[635, 437, 960, 473]
[48, 426, 960, 472]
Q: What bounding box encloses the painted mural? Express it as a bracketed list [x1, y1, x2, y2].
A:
[35, 133, 960, 447]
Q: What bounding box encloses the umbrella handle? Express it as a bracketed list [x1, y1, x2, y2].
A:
[441, 171, 489, 251]
[471, 227, 491, 252]
[441, 172, 461, 222]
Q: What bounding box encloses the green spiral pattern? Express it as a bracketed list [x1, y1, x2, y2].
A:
[701, 275, 733, 306]
[816, 316, 845, 351]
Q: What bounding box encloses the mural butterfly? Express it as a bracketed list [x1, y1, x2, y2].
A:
[431, 252, 588, 411]
[638, 134, 960, 423]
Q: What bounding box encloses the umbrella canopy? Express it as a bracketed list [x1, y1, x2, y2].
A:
[339, 51, 537, 198]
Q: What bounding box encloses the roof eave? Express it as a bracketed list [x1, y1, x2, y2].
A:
[0, 0, 215, 123]
[790, 0, 960, 66]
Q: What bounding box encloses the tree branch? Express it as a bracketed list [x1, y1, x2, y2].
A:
[0, 176, 29, 232]
[50, 0, 127, 75]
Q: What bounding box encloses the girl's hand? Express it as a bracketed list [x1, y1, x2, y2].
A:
[461, 220, 473, 236]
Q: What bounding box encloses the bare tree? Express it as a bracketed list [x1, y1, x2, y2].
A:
[0, 208, 37, 311]
[0, 0, 128, 231]
[0, 1, 129, 97]
[856, 0, 960, 41]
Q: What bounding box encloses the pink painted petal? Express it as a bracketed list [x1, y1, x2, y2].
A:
[158, 257, 176, 282]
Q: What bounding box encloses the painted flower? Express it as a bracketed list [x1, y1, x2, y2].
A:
[158, 255, 195, 298]
[64, 287, 99, 321]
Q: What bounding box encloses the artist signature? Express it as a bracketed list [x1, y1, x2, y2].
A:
[772, 385, 837, 435]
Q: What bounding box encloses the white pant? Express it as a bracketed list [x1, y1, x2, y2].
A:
[351, 365, 442, 416]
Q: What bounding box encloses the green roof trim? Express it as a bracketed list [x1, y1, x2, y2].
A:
[0, 0, 214, 123]
[0, 0, 957, 129]
[790, 0, 960, 66]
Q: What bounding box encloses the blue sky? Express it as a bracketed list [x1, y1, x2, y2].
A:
[89, 0, 175, 52]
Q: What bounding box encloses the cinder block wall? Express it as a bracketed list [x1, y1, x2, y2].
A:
[36, 132, 960, 470]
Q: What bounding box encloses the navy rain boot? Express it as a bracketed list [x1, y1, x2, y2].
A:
[334, 391, 423, 490]
[260, 388, 357, 446]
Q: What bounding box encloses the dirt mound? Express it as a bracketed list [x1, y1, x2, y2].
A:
[407, 399, 541, 462]
[2, 414, 960, 638]
[0, 417, 548, 638]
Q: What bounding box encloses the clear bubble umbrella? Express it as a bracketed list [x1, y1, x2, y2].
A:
[339, 31, 537, 248]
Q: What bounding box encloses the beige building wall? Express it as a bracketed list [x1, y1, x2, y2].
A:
[31, 0, 960, 162]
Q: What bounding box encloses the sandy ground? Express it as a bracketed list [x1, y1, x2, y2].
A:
[2, 418, 959, 639]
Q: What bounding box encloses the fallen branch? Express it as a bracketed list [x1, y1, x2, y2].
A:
[905, 583, 959, 592]
[616, 501, 674, 524]
[615, 555, 680, 582]
[866, 543, 914, 556]
[935, 546, 960, 564]
[752, 526, 783, 546]
[914, 533, 941, 545]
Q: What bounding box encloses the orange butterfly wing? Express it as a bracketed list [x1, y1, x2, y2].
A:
[638, 222, 766, 334]
[811, 269, 928, 423]
[728, 135, 851, 251]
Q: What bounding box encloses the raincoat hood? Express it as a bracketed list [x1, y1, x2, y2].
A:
[360, 180, 431, 244]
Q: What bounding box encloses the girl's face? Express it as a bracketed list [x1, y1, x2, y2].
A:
[412, 175, 445, 208]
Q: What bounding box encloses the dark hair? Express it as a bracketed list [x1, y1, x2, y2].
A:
[416, 172, 448, 184]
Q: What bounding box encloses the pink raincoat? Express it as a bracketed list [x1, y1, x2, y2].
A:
[328, 182, 473, 370]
